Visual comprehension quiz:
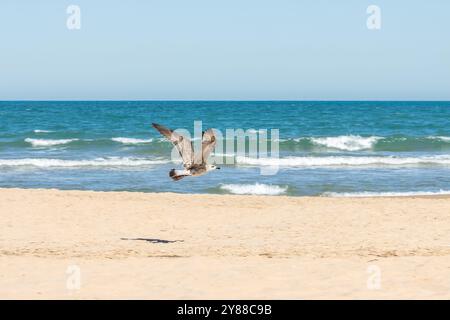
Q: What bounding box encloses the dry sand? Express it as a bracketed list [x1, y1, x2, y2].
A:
[1, 188, 450, 299]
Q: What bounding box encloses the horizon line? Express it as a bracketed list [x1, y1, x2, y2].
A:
[2, 99, 450, 103]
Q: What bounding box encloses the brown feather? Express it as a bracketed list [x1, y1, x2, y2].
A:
[152, 123, 194, 168]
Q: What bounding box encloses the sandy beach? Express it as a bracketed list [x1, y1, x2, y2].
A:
[2, 188, 450, 299]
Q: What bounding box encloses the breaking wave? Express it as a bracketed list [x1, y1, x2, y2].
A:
[0, 157, 169, 168]
[219, 183, 288, 195]
[309, 135, 381, 151]
[111, 137, 154, 144]
[428, 136, 450, 142]
[33, 130, 53, 133]
[6, 135, 450, 152]
[279, 135, 450, 152]
[235, 155, 450, 167]
[25, 138, 79, 147]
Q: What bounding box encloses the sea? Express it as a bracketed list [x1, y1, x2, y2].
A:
[1, 101, 450, 197]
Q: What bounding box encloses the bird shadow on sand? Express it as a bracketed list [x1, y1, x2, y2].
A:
[121, 237, 184, 244]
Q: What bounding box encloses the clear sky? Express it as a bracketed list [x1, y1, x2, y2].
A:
[0, 0, 449, 100]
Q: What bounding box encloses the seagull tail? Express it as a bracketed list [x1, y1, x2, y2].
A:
[169, 169, 189, 181]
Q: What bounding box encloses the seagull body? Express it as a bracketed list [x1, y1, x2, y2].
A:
[152, 123, 220, 181]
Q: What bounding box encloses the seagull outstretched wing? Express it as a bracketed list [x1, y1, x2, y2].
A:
[152, 123, 194, 168]
[194, 128, 217, 165]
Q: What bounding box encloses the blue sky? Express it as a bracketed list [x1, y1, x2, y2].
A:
[0, 0, 449, 100]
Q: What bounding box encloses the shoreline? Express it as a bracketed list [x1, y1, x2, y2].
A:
[1, 187, 450, 199]
[2, 187, 450, 299]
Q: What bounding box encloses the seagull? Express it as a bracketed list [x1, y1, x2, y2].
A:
[152, 123, 220, 181]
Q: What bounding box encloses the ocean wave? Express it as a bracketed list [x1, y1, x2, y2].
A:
[322, 190, 450, 197]
[111, 137, 154, 144]
[277, 135, 450, 152]
[33, 129, 53, 133]
[428, 136, 450, 142]
[3, 135, 449, 152]
[220, 183, 288, 195]
[212, 153, 236, 158]
[0, 157, 169, 168]
[246, 129, 266, 134]
[235, 155, 450, 167]
[25, 138, 79, 147]
[309, 135, 381, 151]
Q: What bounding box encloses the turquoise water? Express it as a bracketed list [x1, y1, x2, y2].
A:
[1, 101, 450, 196]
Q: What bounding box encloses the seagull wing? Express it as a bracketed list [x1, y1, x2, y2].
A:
[152, 123, 194, 168]
[196, 128, 217, 165]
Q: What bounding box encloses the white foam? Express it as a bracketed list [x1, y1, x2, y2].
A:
[428, 136, 450, 142]
[33, 130, 53, 133]
[235, 155, 450, 167]
[0, 157, 169, 168]
[212, 153, 236, 157]
[111, 137, 154, 144]
[323, 190, 450, 197]
[310, 135, 381, 151]
[220, 183, 288, 195]
[25, 138, 78, 147]
[247, 129, 265, 134]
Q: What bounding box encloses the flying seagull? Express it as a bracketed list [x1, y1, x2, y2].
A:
[152, 123, 220, 181]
